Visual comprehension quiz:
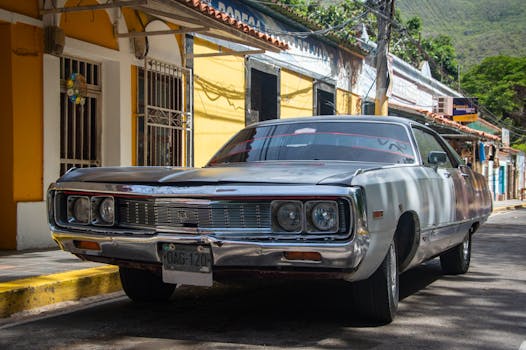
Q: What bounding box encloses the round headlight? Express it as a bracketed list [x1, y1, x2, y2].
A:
[276, 202, 302, 232]
[310, 202, 337, 231]
[98, 197, 114, 224]
[73, 197, 90, 224]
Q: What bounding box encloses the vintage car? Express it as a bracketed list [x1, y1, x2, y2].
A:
[47, 116, 492, 323]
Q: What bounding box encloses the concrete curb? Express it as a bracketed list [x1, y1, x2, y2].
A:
[0, 265, 121, 318]
[493, 203, 526, 213]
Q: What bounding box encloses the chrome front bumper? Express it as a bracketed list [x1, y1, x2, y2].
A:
[51, 227, 370, 280]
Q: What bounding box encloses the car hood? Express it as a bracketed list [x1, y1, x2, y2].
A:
[58, 162, 385, 186]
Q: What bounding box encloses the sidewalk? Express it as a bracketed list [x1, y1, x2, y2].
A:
[1, 199, 525, 318]
[0, 250, 120, 318]
[492, 199, 526, 212]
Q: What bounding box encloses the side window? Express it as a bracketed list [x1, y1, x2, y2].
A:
[412, 128, 453, 168]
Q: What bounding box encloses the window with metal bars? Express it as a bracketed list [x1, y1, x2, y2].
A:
[137, 58, 192, 167]
[59, 56, 102, 175]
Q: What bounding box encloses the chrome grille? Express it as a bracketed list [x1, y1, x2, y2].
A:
[117, 198, 271, 231]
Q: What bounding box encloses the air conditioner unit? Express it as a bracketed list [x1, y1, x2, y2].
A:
[434, 96, 453, 116]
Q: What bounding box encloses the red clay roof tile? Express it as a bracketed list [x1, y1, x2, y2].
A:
[174, 0, 289, 50]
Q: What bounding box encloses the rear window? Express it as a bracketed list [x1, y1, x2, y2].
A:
[208, 121, 416, 165]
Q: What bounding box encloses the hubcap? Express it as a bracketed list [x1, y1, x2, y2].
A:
[389, 244, 398, 301]
[462, 235, 470, 260]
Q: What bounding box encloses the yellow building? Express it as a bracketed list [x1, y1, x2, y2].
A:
[0, 0, 364, 250]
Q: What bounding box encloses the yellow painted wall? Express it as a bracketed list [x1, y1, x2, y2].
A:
[121, 7, 146, 34]
[0, 0, 39, 18]
[336, 88, 361, 115]
[0, 22, 17, 249]
[11, 23, 43, 202]
[60, 0, 118, 50]
[280, 69, 313, 119]
[193, 38, 245, 167]
[0, 21, 42, 248]
[350, 92, 362, 114]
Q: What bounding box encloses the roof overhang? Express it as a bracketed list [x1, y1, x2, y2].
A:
[388, 102, 501, 141]
[40, 0, 288, 53]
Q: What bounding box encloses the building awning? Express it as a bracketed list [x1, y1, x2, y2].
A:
[41, 0, 289, 53]
[388, 102, 500, 141]
[466, 118, 501, 135]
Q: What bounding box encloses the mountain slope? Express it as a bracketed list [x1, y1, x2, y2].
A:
[397, 0, 526, 68]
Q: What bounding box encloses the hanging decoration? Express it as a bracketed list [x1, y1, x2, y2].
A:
[66, 73, 87, 105]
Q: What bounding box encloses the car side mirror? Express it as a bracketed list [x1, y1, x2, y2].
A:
[428, 151, 447, 166]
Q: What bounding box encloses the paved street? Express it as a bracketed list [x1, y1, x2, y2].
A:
[1, 209, 525, 350]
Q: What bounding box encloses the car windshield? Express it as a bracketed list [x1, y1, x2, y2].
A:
[208, 121, 416, 165]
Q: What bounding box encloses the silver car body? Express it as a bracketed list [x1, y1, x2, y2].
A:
[47, 116, 492, 286]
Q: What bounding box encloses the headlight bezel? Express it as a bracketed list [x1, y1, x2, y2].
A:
[67, 195, 91, 225]
[65, 194, 115, 227]
[271, 199, 347, 235]
[91, 196, 115, 226]
[305, 200, 339, 233]
[271, 200, 303, 233]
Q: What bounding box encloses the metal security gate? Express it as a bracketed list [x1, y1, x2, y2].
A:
[137, 58, 193, 167]
[59, 56, 102, 175]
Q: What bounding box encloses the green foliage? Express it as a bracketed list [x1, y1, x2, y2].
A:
[389, 12, 422, 65]
[462, 56, 526, 117]
[277, 0, 377, 43]
[421, 35, 458, 81]
[513, 143, 526, 153]
[462, 56, 526, 143]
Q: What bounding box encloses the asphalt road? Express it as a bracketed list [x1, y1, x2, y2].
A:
[1, 209, 525, 350]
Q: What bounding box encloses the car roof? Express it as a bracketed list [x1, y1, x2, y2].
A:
[251, 115, 420, 128]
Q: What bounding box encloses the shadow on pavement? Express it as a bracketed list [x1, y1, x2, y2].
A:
[1, 217, 525, 350]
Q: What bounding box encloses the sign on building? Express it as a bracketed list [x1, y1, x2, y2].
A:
[452, 97, 478, 122]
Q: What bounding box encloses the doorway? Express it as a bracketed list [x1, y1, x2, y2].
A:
[246, 58, 280, 125]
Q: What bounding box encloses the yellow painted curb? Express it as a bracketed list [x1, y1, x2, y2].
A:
[493, 204, 526, 212]
[0, 265, 121, 318]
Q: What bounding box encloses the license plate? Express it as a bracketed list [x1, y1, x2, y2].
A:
[161, 244, 213, 286]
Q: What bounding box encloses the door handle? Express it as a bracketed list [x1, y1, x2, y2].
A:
[461, 173, 470, 178]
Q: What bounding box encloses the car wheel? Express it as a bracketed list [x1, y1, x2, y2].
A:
[352, 241, 399, 324]
[440, 232, 471, 275]
[119, 267, 176, 302]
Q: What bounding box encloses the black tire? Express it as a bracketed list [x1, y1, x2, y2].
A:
[440, 232, 471, 275]
[119, 267, 176, 302]
[352, 241, 399, 324]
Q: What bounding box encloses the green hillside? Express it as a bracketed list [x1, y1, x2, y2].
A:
[397, 0, 526, 68]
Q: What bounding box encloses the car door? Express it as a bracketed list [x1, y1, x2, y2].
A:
[412, 127, 459, 252]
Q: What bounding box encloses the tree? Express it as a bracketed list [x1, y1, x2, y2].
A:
[390, 15, 422, 66]
[421, 35, 458, 82]
[461, 56, 526, 145]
